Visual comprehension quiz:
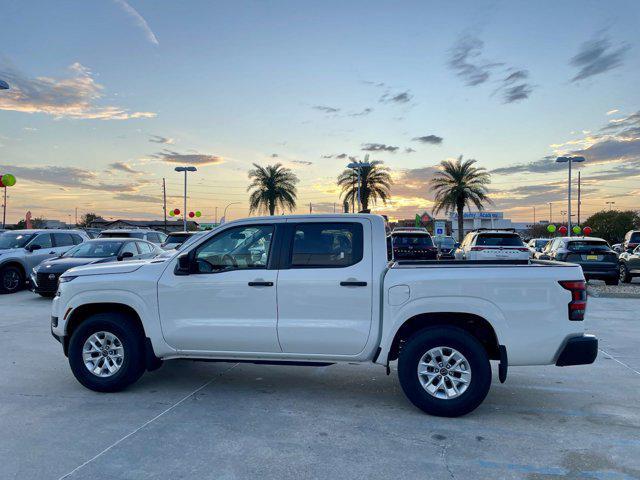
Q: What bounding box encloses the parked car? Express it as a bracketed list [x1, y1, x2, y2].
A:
[537, 237, 619, 285]
[612, 243, 623, 254]
[0, 229, 89, 294]
[433, 235, 456, 259]
[388, 230, 437, 260]
[98, 229, 167, 244]
[30, 239, 162, 297]
[527, 238, 551, 257]
[618, 245, 640, 283]
[51, 214, 596, 418]
[454, 229, 530, 261]
[161, 231, 196, 250]
[622, 230, 640, 253]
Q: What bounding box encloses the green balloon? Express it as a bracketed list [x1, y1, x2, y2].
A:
[572, 226, 581, 234]
[2, 173, 16, 187]
[195, 211, 201, 218]
[547, 224, 556, 233]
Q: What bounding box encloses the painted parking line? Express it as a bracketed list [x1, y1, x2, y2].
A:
[57, 363, 238, 480]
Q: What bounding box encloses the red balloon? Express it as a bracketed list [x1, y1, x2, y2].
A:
[189, 211, 195, 218]
[558, 225, 568, 235]
[583, 226, 592, 236]
[173, 208, 180, 215]
[0, 176, 4, 188]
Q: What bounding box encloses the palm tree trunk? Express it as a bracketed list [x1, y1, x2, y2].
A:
[457, 203, 465, 243]
[269, 199, 275, 216]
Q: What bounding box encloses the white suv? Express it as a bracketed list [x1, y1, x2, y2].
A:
[454, 229, 530, 261]
[98, 229, 167, 245]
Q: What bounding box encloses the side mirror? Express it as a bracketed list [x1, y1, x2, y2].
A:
[174, 253, 192, 275]
[117, 251, 134, 261]
[26, 244, 42, 252]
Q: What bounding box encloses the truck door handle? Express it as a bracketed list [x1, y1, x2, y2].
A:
[340, 281, 367, 287]
[248, 281, 274, 287]
[49, 251, 56, 254]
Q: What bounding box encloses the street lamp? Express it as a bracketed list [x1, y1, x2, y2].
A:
[606, 201, 615, 211]
[347, 156, 372, 213]
[556, 156, 585, 236]
[222, 202, 240, 223]
[174, 166, 197, 231]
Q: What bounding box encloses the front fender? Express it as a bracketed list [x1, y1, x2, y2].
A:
[59, 288, 176, 358]
[377, 295, 509, 365]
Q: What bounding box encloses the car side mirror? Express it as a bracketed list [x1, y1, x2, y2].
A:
[26, 244, 41, 252]
[174, 253, 192, 275]
[117, 251, 134, 261]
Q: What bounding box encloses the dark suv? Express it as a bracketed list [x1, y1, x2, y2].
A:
[623, 230, 640, 253]
[538, 236, 618, 285]
[388, 230, 438, 260]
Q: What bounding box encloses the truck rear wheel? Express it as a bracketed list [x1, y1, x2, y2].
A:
[68, 313, 146, 392]
[398, 326, 491, 417]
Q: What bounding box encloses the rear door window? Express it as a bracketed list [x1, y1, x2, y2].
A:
[567, 241, 610, 252]
[290, 222, 363, 268]
[53, 233, 75, 247]
[392, 233, 433, 247]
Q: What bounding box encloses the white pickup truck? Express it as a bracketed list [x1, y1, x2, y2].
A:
[51, 214, 597, 417]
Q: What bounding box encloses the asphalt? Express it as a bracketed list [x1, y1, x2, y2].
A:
[1, 291, 639, 480]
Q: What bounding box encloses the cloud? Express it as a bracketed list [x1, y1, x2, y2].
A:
[0, 164, 141, 192]
[149, 135, 174, 144]
[380, 91, 413, 104]
[312, 105, 340, 114]
[495, 69, 535, 103]
[150, 149, 224, 166]
[291, 160, 313, 166]
[113, 193, 162, 203]
[109, 162, 143, 174]
[113, 0, 159, 45]
[570, 36, 630, 82]
[412, 135, 443, 145]
[606, 109, 619, 115]
[391, 166, 441, 199]
[362, 80, 386, 88]
[361, 143, 399, 152]
[405, 148, 416, 153]
[448, 34, 502, 86]
[348, 107, 373, 117]
[270, 153, 279, 158]
[0, 62, 156, 120]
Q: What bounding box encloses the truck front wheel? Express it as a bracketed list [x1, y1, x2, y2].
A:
[398, 326, 491, 417]
[68, 313, 146, 392]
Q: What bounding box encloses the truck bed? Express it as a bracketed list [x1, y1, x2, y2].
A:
[390, 259, 574, 268]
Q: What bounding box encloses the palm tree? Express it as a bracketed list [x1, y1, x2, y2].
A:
[429, 156, 492, 242]
[337, 156, 392, 212]
[247, 163, 299, 215]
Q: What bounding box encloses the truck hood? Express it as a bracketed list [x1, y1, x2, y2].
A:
[64, 260, 153, 277]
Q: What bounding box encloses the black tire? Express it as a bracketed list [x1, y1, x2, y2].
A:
[0, 265, 24, 294]
[68, 312, 146, 392]
[619, 263, 632, 284]
[604, 277, 619, 286]
[398, 326, 491, 417]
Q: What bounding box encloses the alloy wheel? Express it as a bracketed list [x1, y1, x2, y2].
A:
[82, 331, 125, 377]
[417, 346, 472, 400]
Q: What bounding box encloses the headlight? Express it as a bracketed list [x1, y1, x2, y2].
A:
[58, 275, 78, 283]
[32, 267, 37, 275]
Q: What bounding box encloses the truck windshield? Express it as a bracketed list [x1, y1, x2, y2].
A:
[0, 233, 35, 249]
[393, 234, 434, 246]
[567, 241, 610, 252]
[476, 234, 523, 247]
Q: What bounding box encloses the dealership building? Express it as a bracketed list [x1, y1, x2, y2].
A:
[450, 211, 531, 239]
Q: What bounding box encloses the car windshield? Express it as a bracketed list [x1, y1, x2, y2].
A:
[567, 240, 610, 252]
[64, 241, 123, 258]
[535, 239, 550, 248]
[393, 234, 434, 246]
[630, 232, 640, 243]
[0, 232, 35, 249]
[434, 237, 455, 248]
[165, 233, 192, 243]
[476, 234, 524, 247]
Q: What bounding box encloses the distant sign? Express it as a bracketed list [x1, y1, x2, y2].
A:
[434, 220, 446, 237]
[421, 211, 432, 223]
[450, 212, 501, 220]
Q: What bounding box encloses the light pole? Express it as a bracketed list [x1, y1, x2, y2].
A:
[1, 81, 9, 228]
[174, 166, 197, 231]
[556, 156, 585, 236]
[548, 202, 552, 223]
[222, 202, 240, 223]
[606, 201, 615, 211]
[347, 155, 372, 213]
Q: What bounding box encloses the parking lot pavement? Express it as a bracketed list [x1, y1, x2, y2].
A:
[1, 291, 639, 480]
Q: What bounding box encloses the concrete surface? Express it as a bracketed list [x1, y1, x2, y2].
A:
[1, 291, 639, 480]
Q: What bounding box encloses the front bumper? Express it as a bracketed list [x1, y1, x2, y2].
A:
[556, 335, 598, 366]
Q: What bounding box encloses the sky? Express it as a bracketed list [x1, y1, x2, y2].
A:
[1, 0, 639, 224]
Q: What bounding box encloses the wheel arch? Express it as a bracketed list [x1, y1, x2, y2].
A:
[387, 312, 501, 363]
[0, 260, 26, 277]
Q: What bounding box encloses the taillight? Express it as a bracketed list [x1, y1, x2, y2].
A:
[559, 280, 587, 321]
[470, 246, 486, 251]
